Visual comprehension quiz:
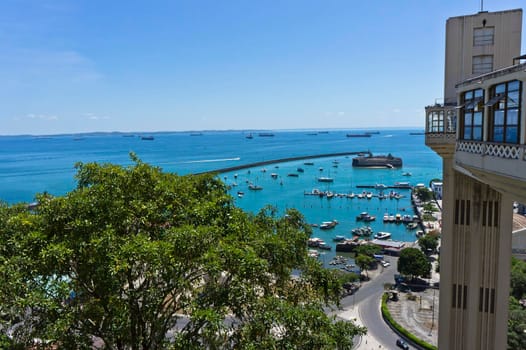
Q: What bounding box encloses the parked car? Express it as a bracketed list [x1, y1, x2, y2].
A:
[381, 260, 390, 267]
[396, 338, 409, 349]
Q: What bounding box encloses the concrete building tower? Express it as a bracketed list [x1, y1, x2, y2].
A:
[425, 8, 523, 350]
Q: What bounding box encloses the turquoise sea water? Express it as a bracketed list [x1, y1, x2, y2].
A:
[0, 129, 441, 259]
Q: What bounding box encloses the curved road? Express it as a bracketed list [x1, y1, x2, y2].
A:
[337, 257, 416, 349]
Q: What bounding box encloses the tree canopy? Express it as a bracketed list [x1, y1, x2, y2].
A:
[0, 157, 365, 349]
[417, 234, 439, 254]
[397, 247, 431, 280]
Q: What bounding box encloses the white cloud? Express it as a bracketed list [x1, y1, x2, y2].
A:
[83, 113, 109, 120]
[25, 113, 58, 121]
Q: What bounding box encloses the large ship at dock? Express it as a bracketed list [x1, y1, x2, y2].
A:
[352, 153, 402, 168]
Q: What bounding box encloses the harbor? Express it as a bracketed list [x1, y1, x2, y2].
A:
[221, 150, 437, 268]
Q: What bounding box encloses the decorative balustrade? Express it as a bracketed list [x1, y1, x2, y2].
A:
[456, 141, 525, 160]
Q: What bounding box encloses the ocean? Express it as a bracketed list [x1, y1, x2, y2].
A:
[0, 129, 441, 261]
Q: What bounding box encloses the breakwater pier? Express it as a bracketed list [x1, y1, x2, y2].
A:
[196, 151, 369, 174]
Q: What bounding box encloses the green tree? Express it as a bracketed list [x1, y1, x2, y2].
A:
[354, 243, 381, 258]
[0, 157, 365, 349]
[397, 247, 431, 280]
[511, 257, 526, 300]
[355, 254, 375, 279]
[508, 297, 526, 350]
[414, 187, 433, 202]
[418, 234, 439, 254]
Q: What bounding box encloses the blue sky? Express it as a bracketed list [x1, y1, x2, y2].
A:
[1, 1, 524, 135]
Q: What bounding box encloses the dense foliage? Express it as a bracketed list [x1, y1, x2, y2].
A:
[353, 244, 381, 279]
[414, 188, 433, 203]
[397, 248, 431, 280]
[417, 234, 439, 254]
[508, 257, 526, 349]
[0, 157, 365, 349]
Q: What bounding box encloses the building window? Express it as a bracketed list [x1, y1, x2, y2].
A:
[460, 88, 484, 141]
[473, 27, 494, 46]
[487, 80, 522, 144]
[472, 55, 493, 75]
[428, 110, 444, 133]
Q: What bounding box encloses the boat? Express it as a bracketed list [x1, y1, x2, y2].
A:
[346, 192, 355, 199]
[318, 243, 332, 250]
[190, 133, 203, 136]
[304, 162, 314, 165]
[407, 222, 419, 230]
[402, 172, 412, 176]
[365, 131, 380, 135]
[287, 173, 299, 177]
[141, 136, 155, 140]
[317, 177, 334, 183]
[270, 173, 278, 179]
[237, 191, 244, 198]
[258, 133, 275, 137]
[333, 235, 346, 242]
[366, 192, 373, 199]
[297, 167, 304, 173]
[308, 237, 324, 247]
[320, 220, 338, 230]
[248, 184, 263, 191]
[375, 183, 388, 189]
[325, 191, 335, 199]
[356, 212, 375, 222]
[352, 226, 373, 236]
[346, 133, 372, 138]
[245, 133, 253, 139]
[402, 215, 413, 223]
[393, 182, 412, 188]
[383, 213, 389, 222]
[308, 249, 320, 258]
[395, 214, 402, 223]
[374, 232, 392, 240]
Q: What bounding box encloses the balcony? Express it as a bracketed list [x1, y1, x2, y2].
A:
[455, 141, 526, 202]
[425, 104, 457, 157]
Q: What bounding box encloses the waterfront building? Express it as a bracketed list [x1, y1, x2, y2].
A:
[425, 8, 523, 350]
[430, 181, 443, 200]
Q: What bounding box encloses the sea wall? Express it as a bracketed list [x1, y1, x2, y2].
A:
[195, 151, 369, 175]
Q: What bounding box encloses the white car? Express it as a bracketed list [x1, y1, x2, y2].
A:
[381, 261, 390, 267]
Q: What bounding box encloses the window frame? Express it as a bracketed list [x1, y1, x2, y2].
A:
[460, 88, 484, 141]
[488, 80, 522, 144]
[472, 55, 494, 75]
[473, 27, 495, 46]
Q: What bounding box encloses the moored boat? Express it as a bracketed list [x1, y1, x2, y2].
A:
[374, 232, 391, 240]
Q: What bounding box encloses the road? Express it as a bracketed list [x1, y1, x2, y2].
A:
[337, 257, 416, 349]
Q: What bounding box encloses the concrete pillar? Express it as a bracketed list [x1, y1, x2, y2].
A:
[439, 168, 513, 350]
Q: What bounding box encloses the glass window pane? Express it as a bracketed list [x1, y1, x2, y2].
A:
[505, 127, 518, 143]
[507, 109, 519, 125]
[473, 127, 482, 141]
[508, 80, 520, 92]
[494, 110, 505, 125]
[474, 112, 483, 126]
[464, 114, 472, 126]
[474, 89, 483, 98]
[464, 127, 472, 140]
[493, 127, 504, 142]
[495, 84, 506, 94]
[508, 91, 520, 108]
